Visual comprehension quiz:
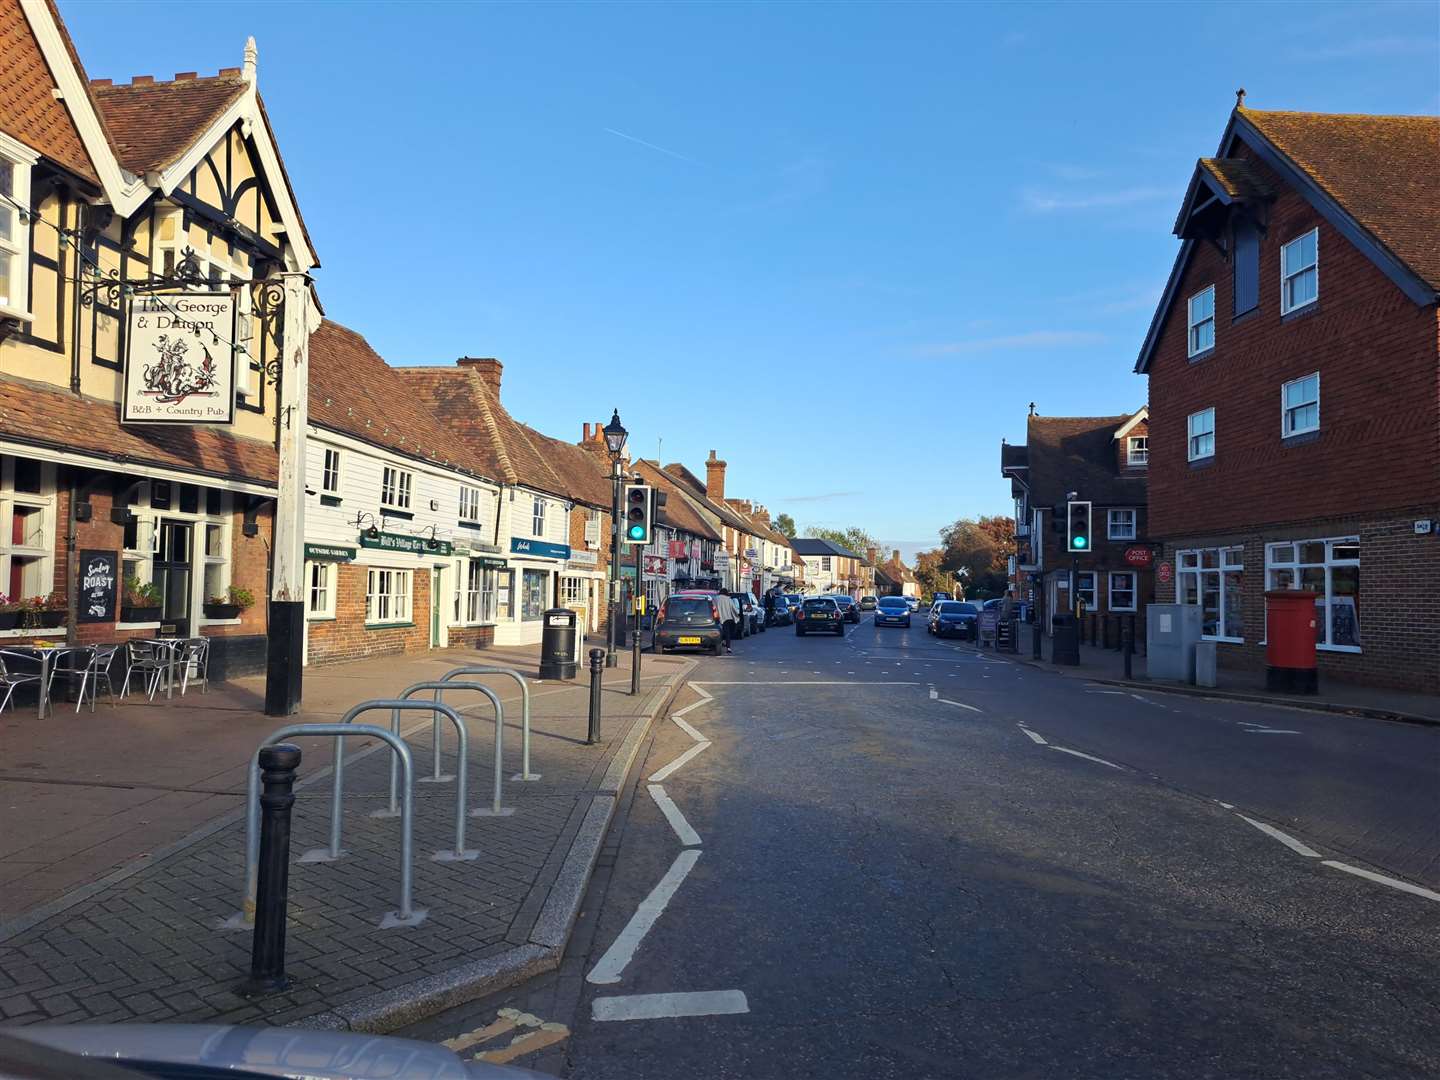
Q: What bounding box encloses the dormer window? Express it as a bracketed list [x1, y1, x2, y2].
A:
[1187, 286, 1215, 357]
[1281, 229, 1318, 314]
[1127, 436, 1148, 467]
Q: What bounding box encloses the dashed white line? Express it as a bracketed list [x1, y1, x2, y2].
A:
[1243, 729, 1302, 735]
[587, 850, 702, 984]
[648, 740, 712, 783]
[648, 784, 701, 847]
[1321, 861, 1440, 903]
[1019, 726, 1048, 745]
[592, 990, 749, 1021]
[1236, 815, 1320, 857]
[937, 698, 982, 713]
[928, 688, 939, 700]
[1048, 745, 1124, 769]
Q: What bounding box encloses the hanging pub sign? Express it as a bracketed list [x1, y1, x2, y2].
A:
[78, 550, 118, 623]
[123, 292, 237, 425]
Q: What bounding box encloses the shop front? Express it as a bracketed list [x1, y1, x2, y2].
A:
[559, 547, 604, 634]
[494, 537, 570, 647]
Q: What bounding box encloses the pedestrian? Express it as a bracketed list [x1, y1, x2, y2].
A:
[717, 588, 736, 653]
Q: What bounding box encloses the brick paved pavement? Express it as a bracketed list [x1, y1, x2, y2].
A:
[0, 645, 689, 1030]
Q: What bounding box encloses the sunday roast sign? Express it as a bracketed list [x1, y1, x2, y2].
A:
[123, 292, 237, 424]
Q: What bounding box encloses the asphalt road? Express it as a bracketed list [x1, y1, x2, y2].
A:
[407, 613, 1440, 1078]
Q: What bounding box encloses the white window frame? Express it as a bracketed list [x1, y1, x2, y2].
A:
[1108, 571, 1137, 612]
[1187, 285, 1215, 357]
[1177, 546, 1245, 642]
[1075, 571, 1097, 610]
[1188, 408, 1215, 461]
[0, 135, 38, 321]
[585, 509, 601, 549]
[1126, 436, 1148, 467]
[560, 575, 585, 606]
[1281, 227, 1319, 315]
[307, 561, 336, 619]
[1265, 537, 1360, 652]
[381, 466, 412, 511]
[1281, 372, 1320, 438]
[458, 559, 495, 624]
[321, 448, 341, 495]
[1107, 508, 1137, 541]
[531, 495, 546, 537]
[459, 485, 482, 525]
[0, 457, 56, 609]
[366, 567, 412, 624]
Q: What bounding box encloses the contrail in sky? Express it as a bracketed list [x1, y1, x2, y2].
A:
[604, 127, 699, 165]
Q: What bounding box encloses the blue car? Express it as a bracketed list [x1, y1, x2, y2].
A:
[928, 600, 979, 639]
[874, 596, 911, 627]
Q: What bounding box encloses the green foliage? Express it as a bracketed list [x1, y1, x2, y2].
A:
[773, 513, 797, 538]
[806, 525, 878, 558]
[124, 576, 162, 606]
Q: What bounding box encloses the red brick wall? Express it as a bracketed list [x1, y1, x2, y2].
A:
[306, 562, 431, 665]
[1147, 139, 1440, 540]
[565, 504, 610, 625]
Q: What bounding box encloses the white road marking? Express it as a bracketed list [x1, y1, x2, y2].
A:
[586, 850, 703, 984]
[670, 684, 714, 719]
[593, 990, 749, 1022]
[1048, 745, 1124, 769]
[937, 698, 982, 713]
[1085, 690, 1125, 695]
[648, 784, 701, 846]
[693, 680, 919, 685]
[1129, 693, 1157, 705]
[1322, 861, 1440, 903]
[1244, 729, 1302, 735]
[1215, 800, 1235, 809]
[928, 688, 939, 700]
[648, 740, 712, 783]
[1019, 726, 1048, 745]
[1236, 815, 1320, 857]
[671, 714, 706, 742]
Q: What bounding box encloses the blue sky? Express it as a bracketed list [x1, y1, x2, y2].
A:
[66, 1, 1438, 561]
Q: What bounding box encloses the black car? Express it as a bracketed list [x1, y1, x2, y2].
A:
[766, 597, 793, 626]
[795, 596, 845, 636]
[874, 595, 911, 627]
[831, 594, 860, 623]
[928, 600, 979, 639]
[655, 593, 724, 654]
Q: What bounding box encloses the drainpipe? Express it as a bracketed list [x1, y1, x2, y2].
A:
[69, 200, 84, 395]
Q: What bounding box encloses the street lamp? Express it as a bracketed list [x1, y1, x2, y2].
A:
[603, 409, 628, 667]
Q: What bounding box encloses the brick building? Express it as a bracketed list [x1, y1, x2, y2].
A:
[1135, 102, 1440, 691]
[1002, 408, 1152, 639]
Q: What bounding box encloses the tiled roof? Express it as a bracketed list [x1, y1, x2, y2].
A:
[308, 322, 493, 479]
[1025, 414, 1147, 508]
[1239, 107, 1440, 291]
[0, 372, 276, 486]
[91, 74, 247, 174]
[634, 460, 722, 541]
[661, 462, 755, 534]
[1197, 157, 1276, 201]
[1000, 442, 1027, 471]
[525, 428, 611, 508]
[792, 538, 863, 560]
[1, 0, 98, 182]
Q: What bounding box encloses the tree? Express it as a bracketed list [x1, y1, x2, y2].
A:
[913, 548, 953, 598]
[932, 514, 1016, 599]
[806, 525, 879, 558]
[774, 513, 796, 538]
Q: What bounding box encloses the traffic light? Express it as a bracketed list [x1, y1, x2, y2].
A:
[622, 484, 653, 545]
[1067, 500, 1092, 552]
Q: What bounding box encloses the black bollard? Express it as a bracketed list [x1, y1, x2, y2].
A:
[1123, 618, 1134, 680]
[241, 743, 301, 997]
[587, 648, 605, 745]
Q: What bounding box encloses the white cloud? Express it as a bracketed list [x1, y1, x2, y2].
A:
[1021, 186, 1171, 213]
[916, 330, 1108, 356]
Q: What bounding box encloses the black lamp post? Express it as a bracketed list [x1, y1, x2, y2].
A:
[603, 410, 628, 668]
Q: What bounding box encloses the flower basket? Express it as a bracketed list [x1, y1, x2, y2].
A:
[35, 611, 66, 628]
[121, 605, 161, 623]
[203, 602, 241, 619]
[0, 611, 18, 631]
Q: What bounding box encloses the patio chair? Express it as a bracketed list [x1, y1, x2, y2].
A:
[0, 650, 43, 714]
[178, 637, 210, 696]
[73, 644, 120, 712]
[122, 639, 167, 701]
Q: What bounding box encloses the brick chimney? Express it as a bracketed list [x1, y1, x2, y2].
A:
[458, 357, 502, 396]
[892, 548, 901, 563]
[867, 545, 878, 565]
[754, 504, 770, 524]
[705, 450, 726, 501]
[582, 423, 592, 443]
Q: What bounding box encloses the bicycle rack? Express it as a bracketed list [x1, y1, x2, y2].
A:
[442, 665, 539, 781]
[235, 722, 424, 930]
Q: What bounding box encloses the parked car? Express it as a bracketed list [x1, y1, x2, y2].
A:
[766, 598, 793, 626]
[655, 592, 724, 654]
[933, 590, 953, 603]
[734, 591, 763, 634]
[874, 595, 911, 627]
[795, 596, 845, 636]
[905, 595, 920, 612]
[928, 600, 979, 639]
[831, 594, 860, 623]
[859, 595, 878, 611]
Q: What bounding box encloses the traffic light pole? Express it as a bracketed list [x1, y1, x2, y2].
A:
[632, 542, 642, 694]
[606, 459, 622, 668]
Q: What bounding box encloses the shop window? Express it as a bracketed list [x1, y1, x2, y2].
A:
[460, 560, 495, 623]
[1178, 546, 1244, 641]
[0, 457, 55, 605]
[561, 576, 585, 605]
[1266, 537, 1359, 650]
[307, 562, 335, 619]
[521, 569, 547, 621]
[1109, 571, 1137, 612]
[0, 143, 35, 318]
[381, 467, 412, 511]
[1075, 571, 1097, 610]
[496, 569, 514, 620]
[1107, 509, 1137, 540]
[1187, 285, 1215, 356]
[366, 567, 412, 624]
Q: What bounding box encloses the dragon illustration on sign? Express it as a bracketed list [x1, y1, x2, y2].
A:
[140, 333, 219, 405]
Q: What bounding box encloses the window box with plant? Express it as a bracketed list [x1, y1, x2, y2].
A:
[0, 594, 19, 631]
[122, 577, 163, 622]
[19, 592, 66, 629]
[203, 585, 254, 620]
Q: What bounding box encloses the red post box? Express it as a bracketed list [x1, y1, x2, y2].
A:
[1264, 590, 1319, 694]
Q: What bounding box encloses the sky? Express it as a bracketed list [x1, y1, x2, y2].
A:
[64, 1, 1439, 563]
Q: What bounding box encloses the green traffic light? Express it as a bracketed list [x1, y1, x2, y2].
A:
[628, 525, 646, 540]
[1073, 536, 1087, 549]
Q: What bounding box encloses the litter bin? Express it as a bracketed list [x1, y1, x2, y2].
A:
[539, 607, 578, 680]
[1051, 612, 1079, 665]
[1265, 590, 1319, 693]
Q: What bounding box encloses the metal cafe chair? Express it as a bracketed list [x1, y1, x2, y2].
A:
[0, 650, 44, 714]
[73, 644, 120, 712]
[178, 637, 210, 696]
[122, 639, 167, 701]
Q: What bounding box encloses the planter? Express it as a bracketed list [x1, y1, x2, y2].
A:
[121, 605, 161, 623]
[34, 611, 66, 628]
[203, 602, 242, 620]
[0, 612, 18, 631]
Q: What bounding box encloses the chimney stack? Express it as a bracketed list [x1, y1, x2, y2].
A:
[457, 357, 503, 396]
[705, 450, 726, 501]
[583, 422, 592, 442]
[892, 548, 901, 563]
[867, 545, 878, 565]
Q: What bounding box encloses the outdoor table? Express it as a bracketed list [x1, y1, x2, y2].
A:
[143, 638, 184, 700]
[5, 644, 93, 719]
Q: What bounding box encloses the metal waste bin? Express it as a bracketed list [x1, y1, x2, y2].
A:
[539, 608, 577, 680]
[1051, 613, 1079, 665]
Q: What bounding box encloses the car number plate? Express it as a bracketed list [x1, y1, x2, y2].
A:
[678, 636, 702, 645]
